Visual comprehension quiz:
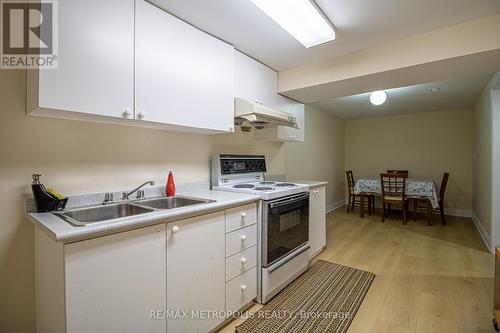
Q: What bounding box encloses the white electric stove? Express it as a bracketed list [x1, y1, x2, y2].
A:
[211, 154, 310, 303]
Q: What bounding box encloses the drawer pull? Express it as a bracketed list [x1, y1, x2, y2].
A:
[240, 257, 247, 265]
[241, 212, 247, 219]
[241, 284, 247, 291]
[240, 235, 247, 241]
[171, 226, 179, 233]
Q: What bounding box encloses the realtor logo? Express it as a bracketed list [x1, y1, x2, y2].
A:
[1, 0, 58, 69]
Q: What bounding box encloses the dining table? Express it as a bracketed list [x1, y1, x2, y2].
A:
[353, 178, 439, 218]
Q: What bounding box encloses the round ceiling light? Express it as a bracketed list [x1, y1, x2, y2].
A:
[370, 90, 387, 106]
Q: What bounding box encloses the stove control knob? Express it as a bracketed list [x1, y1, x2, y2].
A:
[240, 234, 247, 241]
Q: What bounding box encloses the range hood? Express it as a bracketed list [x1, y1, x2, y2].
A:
[234, 97, 299, 129]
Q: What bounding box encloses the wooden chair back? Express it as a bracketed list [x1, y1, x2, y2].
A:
[440, 172, 450, 200]
[346, 170, 355, 195]
[381, 173, 407, 199]
[387, 169, 408, 178]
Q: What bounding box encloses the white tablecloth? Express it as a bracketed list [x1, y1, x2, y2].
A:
[353, 178, 439, 208]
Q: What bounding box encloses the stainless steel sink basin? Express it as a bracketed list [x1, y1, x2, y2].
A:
[57, 203, 154, 226]
[55, 195, 216, 227]
[135, 196, 215, 210]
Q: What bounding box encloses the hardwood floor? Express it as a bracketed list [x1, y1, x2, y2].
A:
[219, 207, 495, 333]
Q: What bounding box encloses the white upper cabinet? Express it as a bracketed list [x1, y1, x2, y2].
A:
[234, 50, 305, 142]
[28, 0, 235, 134]
[135, 0, 235, 133]
[255, 103, 305, 142]
[234, 50, 278, 107]
[28, 0, 135, 119]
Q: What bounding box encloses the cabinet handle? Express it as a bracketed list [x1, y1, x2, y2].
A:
[241, 212, 247, 219]
[240, 257, 247, 265]
[241, 284, 247, 291]
[122, 108, 132, 118]
[240, 234, 247, 241]
[137, 110, 146, 120]
[171, 226, 179, 233]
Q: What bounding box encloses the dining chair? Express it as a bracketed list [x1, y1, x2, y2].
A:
[381, 173, 408, 224]
[346, 170, 375, 215]
[386, 170, 408, 212]
[387, 169, 409, 178]
[413, 172, 449, 225]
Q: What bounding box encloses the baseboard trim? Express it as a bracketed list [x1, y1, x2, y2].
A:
[472, 212, 493, 253]
[441, 208, 471, 218]
[326, 199, 346, 214]
[342, 197, 472, 218]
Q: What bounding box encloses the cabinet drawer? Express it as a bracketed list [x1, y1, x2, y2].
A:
[225, 224, 257, 258]
[226, 203, 257, 233]
[226, 267, 257, 312]
[226, 246, 257, 282]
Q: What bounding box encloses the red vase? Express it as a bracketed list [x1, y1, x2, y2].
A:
[166, 171, 175, 197]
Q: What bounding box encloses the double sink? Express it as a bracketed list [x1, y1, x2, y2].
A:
[56, 196, 215, 226]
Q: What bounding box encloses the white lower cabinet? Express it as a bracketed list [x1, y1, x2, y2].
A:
[64, 224, 167, 333]
[34, 204, 258, 333]
[226, 267, 258, 313]
[166, 212, 226, 333]
[224, 205, 257, 313]
[309, 186, 326, 259]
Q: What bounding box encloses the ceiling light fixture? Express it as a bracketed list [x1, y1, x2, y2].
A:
[249, 0, 335, 48]
[370, 91, 387, 106]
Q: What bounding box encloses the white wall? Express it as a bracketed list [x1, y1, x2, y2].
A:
[346, 108, 473, 211]
[284, 105, 345, 206]
[491, 77, 500, 249]
[0, 68, 344, 332]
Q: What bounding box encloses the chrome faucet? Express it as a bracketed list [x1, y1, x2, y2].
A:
[122, 181, 155, 200]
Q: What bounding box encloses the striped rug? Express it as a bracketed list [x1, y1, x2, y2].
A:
[236, 260, 375, 333]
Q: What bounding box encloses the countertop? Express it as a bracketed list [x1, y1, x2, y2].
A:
[293, 180, 328, 188]
[27, 188, 260, 243]
[265, 175, 327, 189]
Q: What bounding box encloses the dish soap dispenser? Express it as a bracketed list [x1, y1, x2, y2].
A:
[31, 174, 54, 213]
[166, 171, 175, 197]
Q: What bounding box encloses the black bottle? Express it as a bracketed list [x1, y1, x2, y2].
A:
[31, 174, 57, 213]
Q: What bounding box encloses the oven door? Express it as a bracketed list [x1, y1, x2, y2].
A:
[262, 192, 309, 267]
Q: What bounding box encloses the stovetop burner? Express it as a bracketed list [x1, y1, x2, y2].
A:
[259, 181, 275, 185]
[254, 187, 274, 191]
[274, 183, 298, 187]
[234, 184, 255, 189]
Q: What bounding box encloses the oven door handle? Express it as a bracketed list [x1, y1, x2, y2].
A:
[267, 243, 310, 273]
[269, 193, 310, 209]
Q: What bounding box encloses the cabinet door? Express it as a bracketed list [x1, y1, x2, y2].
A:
[167, 212, 225, 332]
[65, 224, 166, 333]
[276, 103, 305, 142]
[136, 0, 234, 133]
[234, 50, 277, 106]
[38, 0, 134, 118]
[309, 187, 326, 259]
[255, 103, 305, 142]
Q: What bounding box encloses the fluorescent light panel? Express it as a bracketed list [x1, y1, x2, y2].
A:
[250, 0, 335, 48]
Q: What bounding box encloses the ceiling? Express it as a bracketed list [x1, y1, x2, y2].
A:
[149, 0, 500, 71]
[309, 74, 492, 120]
